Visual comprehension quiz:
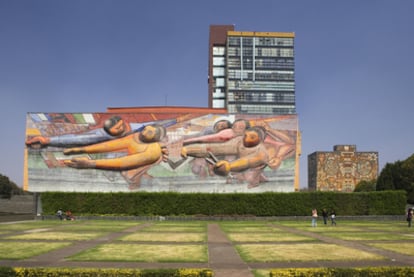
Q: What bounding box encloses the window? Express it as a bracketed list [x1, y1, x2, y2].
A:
[213, 57, 225, 66]
[216, 78, 225, 87]
[213, 47, 225, 56]
[212, 99, 226, 108]
[213, 67, 225, 77]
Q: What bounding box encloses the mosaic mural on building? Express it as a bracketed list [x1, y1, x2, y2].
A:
[25, 112, 299, 193]
[308, 145, 378, 192]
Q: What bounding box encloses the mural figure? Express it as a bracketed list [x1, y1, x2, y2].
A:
[25, 116, 132, 148]
[183, 119, 249, 145]
[259, 127, 296, 170]
[181, 126, 269, 188]
[63, 124, 168, 189]
[180, 119, 235, 178]
[180, 117, 296, 188]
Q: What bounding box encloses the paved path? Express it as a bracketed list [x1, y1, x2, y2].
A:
[1, 220, 413, 277]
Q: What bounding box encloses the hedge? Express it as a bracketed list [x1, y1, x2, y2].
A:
[269, 267, 414, 276]
[39, 190, 407, 217]
[0, 267, 213, 277]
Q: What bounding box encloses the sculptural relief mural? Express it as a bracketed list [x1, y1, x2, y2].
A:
[25, 112, 299, 193]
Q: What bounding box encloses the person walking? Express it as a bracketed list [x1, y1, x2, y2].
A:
[311, 208, 318, 227]
[330, 209, 337, 226]
[56, 209, 63, 220]
[322, 208, 328, 225]
[407, 208, 413, 227]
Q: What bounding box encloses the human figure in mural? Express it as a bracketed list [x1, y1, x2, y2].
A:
[182, 119, 234, 178]
[25, 116, 132, 148]
[181, 118, 296, 187]
[183, 118, 295, 170]
[183, 118, 249, 145]
[260, 128, 296, 170]
[181, 126, 269, 188]
[63, 124, 168, 189]
[26, 116, 178, 149]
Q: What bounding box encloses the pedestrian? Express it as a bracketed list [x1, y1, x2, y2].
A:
[56, 209, 63, 220]
[311, 208, 318, 227]
[65, 210, 75, 221]
[407, 208, 413, 227]
[330, 209, 337, 226]
[322, 208, 328, 225]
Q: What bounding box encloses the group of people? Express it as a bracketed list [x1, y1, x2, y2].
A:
[311, 208, 337, 227]
[57, 209, 75, 221]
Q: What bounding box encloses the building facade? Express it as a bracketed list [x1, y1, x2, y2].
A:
[208, 25, 295, 115]
[308, 145, 378, 192]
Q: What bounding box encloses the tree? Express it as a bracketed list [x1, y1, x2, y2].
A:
[377, 154, 414, 204]
[354, 179, 376, 192]
[376, 163, 396, 190]
[0, 173, 24, 199]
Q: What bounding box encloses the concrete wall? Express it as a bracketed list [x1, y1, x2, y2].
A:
[0, 195, 35, 214]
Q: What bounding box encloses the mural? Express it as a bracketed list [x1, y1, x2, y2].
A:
[308, 145, 378, 192]
[25, 112, 299, 193]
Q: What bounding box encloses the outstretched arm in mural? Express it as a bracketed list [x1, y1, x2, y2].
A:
[25, 116, 131, 148]
[182, 119, 249, 145]
[63, 125, 168, 171]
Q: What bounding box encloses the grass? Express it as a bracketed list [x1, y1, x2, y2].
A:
[236, 243, 384, 262]
[6, 231, 107, 241]
[119, 232, 206, 242]
[226, 232, 315, 242]
[367, 242, 414, 255]
[320, 231, 413, 241]
[69, 244, 208, 262]
[0, 241, 71, 259]
[0, 219, 412, 265]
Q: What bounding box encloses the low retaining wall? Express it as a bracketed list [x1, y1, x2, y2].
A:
[0, 195, 35, 214]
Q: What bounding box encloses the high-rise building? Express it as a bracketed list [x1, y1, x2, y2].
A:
[308, 145, 379, 192]
[208, 25, 295, 115]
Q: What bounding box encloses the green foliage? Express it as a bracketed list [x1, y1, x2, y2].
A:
[0, 173, 25, 199]
[354, 179, 376, 192]
[0, 267, 212, 277]
[0, 266, 16, 277]
[40, 191, 406, 217]
[270, 267, 414, 276]
[377, 154, 414, 204]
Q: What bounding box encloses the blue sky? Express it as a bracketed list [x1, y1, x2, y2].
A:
[1, 0, 413, 189]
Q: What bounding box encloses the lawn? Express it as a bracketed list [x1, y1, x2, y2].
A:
[0, 241, 71, 259]
[236, 243, 383, 262]
[0, 219, 412, 265]
[69, 243, 208, 262]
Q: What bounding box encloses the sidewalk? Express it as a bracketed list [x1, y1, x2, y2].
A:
[0, 220, 413, 277]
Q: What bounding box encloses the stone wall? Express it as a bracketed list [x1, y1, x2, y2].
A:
[0, 195, 35, 214]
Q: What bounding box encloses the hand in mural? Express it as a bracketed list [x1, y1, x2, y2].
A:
[25, 136, 51, 148]
[63, 156, 95, 168]
[26, 116, 132, 149]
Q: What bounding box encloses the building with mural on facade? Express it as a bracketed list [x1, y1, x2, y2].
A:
[308, 145, 378, 192]
[24, 107, 300, 193]
[24, 25, 301, 194]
